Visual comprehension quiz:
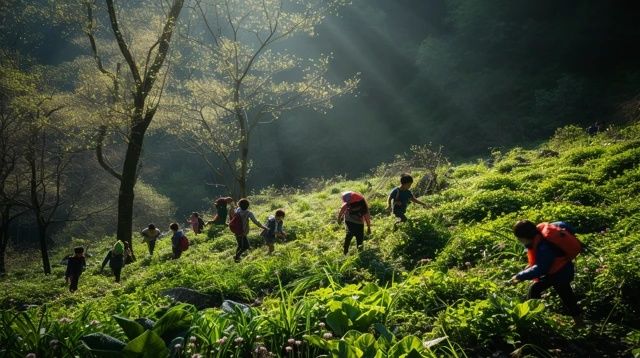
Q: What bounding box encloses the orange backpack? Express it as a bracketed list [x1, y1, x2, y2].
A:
[537, 222, 583, 259]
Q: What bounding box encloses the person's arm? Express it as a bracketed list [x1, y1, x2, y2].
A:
[514, 245, 554, 281]
[410, 193, 428, 207]
[386, 189, 396, 212]
[364, 213, 372, 234]
[65, 258, 72, 278]
[337, 204, 348, 222]
[100, 251, 110, 271]
[249, 212, 268, 230]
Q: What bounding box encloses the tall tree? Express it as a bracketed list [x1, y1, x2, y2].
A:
[0, 60, 30, 275]
[83, 0, 184, 257]
[168, 0, 358, 197]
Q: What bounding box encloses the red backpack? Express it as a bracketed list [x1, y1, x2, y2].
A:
[179, 234, 189, 252]
[537, 222, 582, 259]
[228, 212, 244, 235]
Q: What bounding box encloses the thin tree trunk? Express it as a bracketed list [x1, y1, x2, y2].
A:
[115, 118, 151, 260]
[36, 218, 50, 274]
[0, 210, 9, 275]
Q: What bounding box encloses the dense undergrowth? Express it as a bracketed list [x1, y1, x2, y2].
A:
[1, 123, 640, 357]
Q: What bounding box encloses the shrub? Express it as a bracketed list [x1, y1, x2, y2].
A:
[452, 189, 534, 222]
[563, 146, 605, 165]
[595, 147, 640, 181]
[526, 203, 613, 233]
[475, 175, 520, 191]
[389, 215, 450, 269]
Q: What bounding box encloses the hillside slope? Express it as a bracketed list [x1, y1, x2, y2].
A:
[1, 124, 640, 357]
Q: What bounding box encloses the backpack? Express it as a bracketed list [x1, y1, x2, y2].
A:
[537, 222, 582, 259]
[228, 211, 244, 235]
[179, 233, 189, 252]
[112, 241, 124, 256]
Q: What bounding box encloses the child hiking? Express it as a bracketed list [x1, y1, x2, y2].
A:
[510, 220, 584, 326]
[211, 197, 235, 225]
[229, 198, 268, 262]
[140, 223, 161, 256]
[65, 246, 86, 292]
[170, 223, 188, 259]
[189, 212, 205, 235]
[100, 239, 126, 283]
[338, 191, 371, 255]
[261, 209, 287, 255]
[387, 173, 428, 223]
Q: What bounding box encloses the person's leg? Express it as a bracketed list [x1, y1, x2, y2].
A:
[148, 240, 156, 256]
[343, 222, 356, 254]
[173, 247, 181, 259]
[235, 235, 249, 260]
[552, 280, 582, 320]
[114, 267, 121, 283]
[355, 223, 364, 251]
[70, 275, 79, 292]
[527, 279, 553, 299]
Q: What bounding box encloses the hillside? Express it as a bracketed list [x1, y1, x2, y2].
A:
[1, 124, 640, 357]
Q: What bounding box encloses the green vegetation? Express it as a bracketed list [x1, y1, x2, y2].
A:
[1, 123, 640, 357]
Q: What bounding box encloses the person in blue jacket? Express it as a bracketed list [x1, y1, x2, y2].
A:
[510, 220, 583, 326]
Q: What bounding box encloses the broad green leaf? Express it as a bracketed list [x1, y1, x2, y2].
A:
[153, 307, 192, 344]
[326, 310, 350, 336]
[123, 330, 169, 358]
[374, 323, 395, 345]
[80, 333, 125, 357]
[113, 315, 146, 340]
[354, 333, 377, 358]
[336, 340, 361, 358]
[388, 336, 423, 357]
[513, 302, 529, 319]
[303, 334, 333, 351]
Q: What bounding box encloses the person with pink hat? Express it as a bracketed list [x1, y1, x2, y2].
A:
[337, 191, 372, 254]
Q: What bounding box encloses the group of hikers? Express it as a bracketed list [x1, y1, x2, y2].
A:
[65, 173, 585, 325]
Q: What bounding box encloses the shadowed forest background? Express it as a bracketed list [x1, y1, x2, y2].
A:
[2, 0, 640, 242]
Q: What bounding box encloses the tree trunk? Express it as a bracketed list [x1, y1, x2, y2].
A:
[115, 120, 149, 260]
[36, 218, 51, 275]
[0, 210, 9, 275]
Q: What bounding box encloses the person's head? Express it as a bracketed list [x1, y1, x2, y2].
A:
[73, 246, 84, 256]
[400, 173, 414, 189]
[513, 220, 540, 248]
[275, 209, 285, 221]
[191, 212, 199, 218]
[148, 224, 156, 230]
[238, 198, 250, 210]
[170, 222, 179, 232]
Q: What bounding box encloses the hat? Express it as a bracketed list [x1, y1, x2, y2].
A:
[341, 191, 364, 204]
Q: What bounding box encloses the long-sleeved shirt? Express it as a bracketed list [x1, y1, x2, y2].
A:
[234, 208, 262, 236]
[171, 230, 184, 249]
[65, 256, 86, 278]
[338, 203, 371, 226]
[141, 227, 161, 242]
[516, 241, 574, 282]
[101, 250, 124, 270]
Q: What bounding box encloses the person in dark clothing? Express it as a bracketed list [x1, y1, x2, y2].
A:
[100, 240, 125, 283]
[261, 209, 287, 255]
[387, 174, 428, 223]
[169, 222, 185, 259]
[211, 197, 235, 225]
[338, 191, 372, 255]
[65, 246, 86, 292]
[510, 220, 584, 326]
[231, 199, 268, 262]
